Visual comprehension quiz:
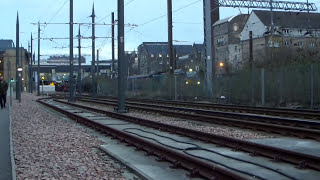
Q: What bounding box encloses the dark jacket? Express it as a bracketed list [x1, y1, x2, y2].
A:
[0, 80, 8, 95]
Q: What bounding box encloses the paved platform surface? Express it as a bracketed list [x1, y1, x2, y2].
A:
[0, 105, 13, 180]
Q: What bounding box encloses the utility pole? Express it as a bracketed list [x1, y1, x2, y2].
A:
[37, 22, 41, 96]
[97, 49, 100, 75]
[111, 12, 115, 78]
[30, 33, 33, 93]
[249, 31, 254, 106]
[69, 0, 74, 102]
[27, 41, 30, 93]
[117, 0, 126, 112]
[167, 0, 174, 75]
[167, 0, 175, 100]
[16, 12, 20, 102]
[91, 4, 97, 97]
[8, 61, 12, 106]
[77, 25, 82, 95]
[204, 0, 219, 98]
[270, 0, 274, 34]
[33, 52, 35, 93]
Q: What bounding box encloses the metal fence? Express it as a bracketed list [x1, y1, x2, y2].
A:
[83, 63, 320, 109]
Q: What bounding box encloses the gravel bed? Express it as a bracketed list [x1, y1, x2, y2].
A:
[74, 101, 272, 140]
[12, 94, 126, 180]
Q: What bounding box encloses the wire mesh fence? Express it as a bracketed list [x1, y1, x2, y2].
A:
[59, 62, 320, 109]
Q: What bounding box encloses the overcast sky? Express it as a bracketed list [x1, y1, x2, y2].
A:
[1, 0, 320, 61]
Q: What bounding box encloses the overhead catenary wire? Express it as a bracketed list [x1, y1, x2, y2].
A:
[46, 0, 69, 25]
[97, 0, 136, 23]
[134, 0, 201, 28]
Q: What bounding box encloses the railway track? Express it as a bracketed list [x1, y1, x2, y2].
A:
[79, 95, 320, 120]
[38, 98, 320, 179]
[75, 97, 320, 141]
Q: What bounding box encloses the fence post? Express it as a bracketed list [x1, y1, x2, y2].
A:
[310, 63, 314, 109]
[261, 68, 265, 106]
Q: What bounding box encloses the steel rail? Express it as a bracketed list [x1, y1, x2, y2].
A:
[76, 97, 320, 141]
[48, 99, 320, 171]
[97, 96, 320, 120]
[145, 99, 320, 120]
[37, 99, 247, 180]
[80, 97, 320, 127]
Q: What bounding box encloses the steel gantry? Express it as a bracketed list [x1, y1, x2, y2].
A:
[214, 0, 317, 11]
[203, 0, 318, 97]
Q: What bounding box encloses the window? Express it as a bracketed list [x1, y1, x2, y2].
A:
[233, 23, 239, 31]
[283, 29, 289, 34]
[310, 42, 315, 48]
[284, 41, 290, 46]
[273, 42, 280, 48]
[297, 42, 303, 47]
[235, 46, 238, 52]
[299, 29, 302, 35]
[269, 41, 280, 48]
[217, 37, 225, 46]
[159, 54, 162, 58]
[185, 66, 189, 69]
[235, 55, 238, 60]
[195, 66, 199, 71]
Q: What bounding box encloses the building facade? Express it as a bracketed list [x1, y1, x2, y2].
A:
[2, 48, 31, 91]
[137, 42, 194, 75]
[241, 10, 320, 67]
[213, 14, 249, 74]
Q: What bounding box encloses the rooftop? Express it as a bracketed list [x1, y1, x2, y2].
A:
[253, 10, 320, 29]
[140, 42, 194, 55]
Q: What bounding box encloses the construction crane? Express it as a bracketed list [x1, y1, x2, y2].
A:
[203, 0, 318, 96]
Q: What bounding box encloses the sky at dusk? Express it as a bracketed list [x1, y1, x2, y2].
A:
[1, 0, 320, 62]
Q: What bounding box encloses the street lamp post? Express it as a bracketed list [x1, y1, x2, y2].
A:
[41, 76, 44, 96]
[17, 67, 23, 102]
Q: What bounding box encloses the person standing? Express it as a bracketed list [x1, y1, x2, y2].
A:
[0, 76, 9, 109]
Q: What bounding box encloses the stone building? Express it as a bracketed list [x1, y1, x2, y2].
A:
[213, 14, 249, 74]
[241, 10, 320, 67]
[0, 47, 31, 91]
[137, 42, 194, 75]
[177, 44, 204, 74]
